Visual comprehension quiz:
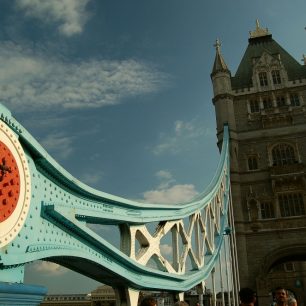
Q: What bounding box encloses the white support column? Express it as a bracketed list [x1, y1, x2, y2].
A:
[172, 292, 185, 303]
[219, 252, 225, 306]
[224, 237, 232, 306]
[178, 292, 184, 301]
[172, 225, 180, 272]
[195, 216, 201, 263]
[115, 287, 140, 306]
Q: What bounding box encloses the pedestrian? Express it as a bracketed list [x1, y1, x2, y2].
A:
[174, 301, 189, 306]
[140, 296, 157, 306]
[239, 287, 257, 306]
[273, 287, 298, 306]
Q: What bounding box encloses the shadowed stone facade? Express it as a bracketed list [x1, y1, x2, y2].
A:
[211, 21, 306, 305]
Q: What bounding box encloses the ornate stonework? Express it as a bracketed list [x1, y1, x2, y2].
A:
[249, 19, 270, 39]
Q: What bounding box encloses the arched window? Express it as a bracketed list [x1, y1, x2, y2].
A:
[272, 144, 296, 166]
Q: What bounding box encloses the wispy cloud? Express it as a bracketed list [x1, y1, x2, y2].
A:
[143, 184, 198, 204]
[80, 171, 104, 187]
[153, 119, 212, 155]
[155, 170, 176, 189]
[31, 261, 67, 276]
[40, 132, 75, 159]
[0, 42, 170, 111]
[141, 170, 198, 204]
[15, 0, 91, 36]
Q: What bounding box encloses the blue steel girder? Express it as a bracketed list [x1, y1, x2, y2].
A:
[0, 103, 230, 292]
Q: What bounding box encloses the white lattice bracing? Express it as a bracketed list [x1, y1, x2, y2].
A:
[123, 166, 228, 276]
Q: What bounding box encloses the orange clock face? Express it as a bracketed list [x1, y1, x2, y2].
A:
[0, 123, 31, 248]
[0, 141, 21, 222]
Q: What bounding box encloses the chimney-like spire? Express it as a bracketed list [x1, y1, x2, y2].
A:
[211, 38, 230, 76]
[249, 19, 270, 39]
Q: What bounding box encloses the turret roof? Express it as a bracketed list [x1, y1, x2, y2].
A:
[231, 23, 306, 89]
[211, 39, 230, 76]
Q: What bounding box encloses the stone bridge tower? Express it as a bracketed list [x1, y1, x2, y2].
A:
[211, 21, 306, 305]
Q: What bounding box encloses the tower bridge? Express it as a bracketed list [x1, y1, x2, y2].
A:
[1, 21, 306, 306]
[0, 102, 237, 305]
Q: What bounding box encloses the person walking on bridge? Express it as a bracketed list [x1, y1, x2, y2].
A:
[274, 287, 297, 306]
[239, 288, 257, 306]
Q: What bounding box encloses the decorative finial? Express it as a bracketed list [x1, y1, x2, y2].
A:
[256, 19, 260, 29]
[214, 38, 221, 52]
[249, 19, 270, 39]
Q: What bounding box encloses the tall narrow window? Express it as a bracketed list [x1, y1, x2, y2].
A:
[272, 70, 281, 84]
[260, 202, 275, 219]
[278, 193, 305, 217]
[272, 144, 296, 166]
[248, 156, 258, 170]
[259, 72, 268, 86]
[250, 100, 259, 113]
[290, 94, 300, 106]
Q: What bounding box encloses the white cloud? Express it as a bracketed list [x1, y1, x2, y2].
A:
[174, 120, 194, 135]
[156, 170, 172, 180]
[153, 119, 212, 155]
[155, 170, 176, 190]
[143, 184, 198, 204]
[0, 42, 169, 111]
[15, 0, 91, 36]
[160, 244, 172, 256]
[32, 261, 67, 276]
[139, 170, 198, 204]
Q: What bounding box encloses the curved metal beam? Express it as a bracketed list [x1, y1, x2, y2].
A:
[0, 103, 231, 293]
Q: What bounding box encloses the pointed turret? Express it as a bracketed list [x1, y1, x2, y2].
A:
[211, 39, 232, 97]
[210, 39, 236, 144]
[211, 39, 230, 75]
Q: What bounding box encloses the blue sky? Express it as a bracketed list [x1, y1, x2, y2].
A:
[0, 0, 305, 294]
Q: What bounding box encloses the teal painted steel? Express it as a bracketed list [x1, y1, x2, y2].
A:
[0, 103, 231, 292]
[0, 282, 47, 305]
